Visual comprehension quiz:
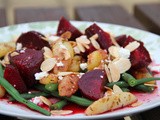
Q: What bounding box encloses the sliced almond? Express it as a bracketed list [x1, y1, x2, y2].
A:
[39, 96, 52, 106]
[63, 50, 71, 60]
[57, 72, 74, 76]
[69, 41, 77, 47]
[108, 62, 120, 82]
[10, 52, 19, 57]
[110, 34, 120, 47]
[43, 47, 53, 59]
[144, 83, 157, 87]
[113, 85, 123, 93]
[77, 42, 85, 53]
[61, 31, 72, 39]
[108, 46, 120, 58]
[104, 86, 114, 96]
[125, 41, 140, 52]
[90, 34, 98, 40]
[90, 38, 100, 49]
[76, 37, 90, 44]
[51, 110, 73, 115]
[104, 64, 112, 83]
[113, 58, 131, 73]
[131, 101, 143, 107]
[40, 58, 57, 72]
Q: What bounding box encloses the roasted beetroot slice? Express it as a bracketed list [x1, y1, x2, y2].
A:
[115, 34, 127, 46]
[10, 49, 44, 87]
[4, 64, 27, 93]
[85, 23, 113, 50]
[16, 31, 50, 50]
[57, 17, 82, 41]
[78, 69, 107, 100]
[123, 36, 152, 70]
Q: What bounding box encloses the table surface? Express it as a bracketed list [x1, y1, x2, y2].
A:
[0, 3, 160, 120]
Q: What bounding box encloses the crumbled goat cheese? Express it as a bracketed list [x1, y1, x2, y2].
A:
[56, 61, 64, 67]
[80, 63, 88, 70]
[58, 76, 63, 80]
[119, 47, 130, 58]
[31, 97, 42, 105]
[34, 72, 49, 80]
[16, 43, 22, 50]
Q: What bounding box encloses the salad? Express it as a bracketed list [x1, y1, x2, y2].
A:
[0, 17, 160, 116]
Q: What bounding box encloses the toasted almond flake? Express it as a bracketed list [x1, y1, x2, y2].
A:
[57, 72, 74, 76]
[76, 36, 90, 44]
[125, 41, 140, 52]
[113, 58, 131, 73]
[108, 62, 120, 82]
[144, 83, 157, 87]
[90, 34, 98, 40]
[104, 86, 114, 96]
[10, 52, 19, 57]
[40, 58, 57, 72]
[61, 31, 72, 39]
[90, 38, 100, 49]
[69, 41, 77, 47]
[113, 85, 123, 93]
[43, 47, 53, 59]
[131, 101, 143, 107]
[110, 34, 120, 47]
[104, 64, 112, 83]
[108, 46, 120, 58]
[82, 43, 90, 49]
[51, 110, 73, 115]
[39, 96, 52, 106]
[73, 46, 81, 54]
[77, 42, 85, 53]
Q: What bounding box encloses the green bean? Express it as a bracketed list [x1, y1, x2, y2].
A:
[35, 84, 93, 107]
[106, 81, 129, 88]
[50, 100, 67, 110]
[0, 64, 4, 77]
[9, 92, 50, 101]
[0, 76, 50, 116]
[134, 84, 154, 93]
[122, 73, 160, 87]
[45, 83, 58, 92]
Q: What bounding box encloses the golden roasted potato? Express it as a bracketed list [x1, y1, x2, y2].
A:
[87, 49, 107, 71]
[39, 74, 58, 84]
[68, 55, 81, 72]
[0, 42, 15, 58]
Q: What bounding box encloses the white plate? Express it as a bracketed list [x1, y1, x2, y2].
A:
[0, 21, 160, 120]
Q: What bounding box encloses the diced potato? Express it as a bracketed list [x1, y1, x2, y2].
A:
[85, 92, 137, 115]
[87, 49, 107, 71]
[0, 42, 15, 58]
[0, 85, 6, 98]
[68, 55, 81, 72]
[39, 74, 58, 84]
[58, 74, 79, 97]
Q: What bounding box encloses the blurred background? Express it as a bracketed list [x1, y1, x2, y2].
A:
[0, 0, 159, 25]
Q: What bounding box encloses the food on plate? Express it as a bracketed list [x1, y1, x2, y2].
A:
[0, 17, 160, 116]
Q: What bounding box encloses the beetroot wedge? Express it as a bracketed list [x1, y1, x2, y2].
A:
[57, 17, 82, 41]
[10, 49, 44, 87]
[115, 34, 127, 46]
[122, 36, 152, 70]
[85, 23, 113, 50]
[16, 31, 50, 50]
[4, 64, 27, 93]
[78, 69, 107, 100]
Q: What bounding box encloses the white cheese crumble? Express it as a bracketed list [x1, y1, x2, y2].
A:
[118, 47, 130, 58]
[31, 97, 42, 105]
[34, 71, 49, 80]
[16, 43, 22, 50]
[80, 63, 88, 70]
[56, 61, 64, 67]
[58, 75, 63, 80]
[80, 35, 87, 39]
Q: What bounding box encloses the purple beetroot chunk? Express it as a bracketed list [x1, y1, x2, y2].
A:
[16, 31, 50, 50]
[85, 23, 113, 50]
[115, 34, 127, 46]
[57, 17, 82, 41]
[10, 49, 44, 88]
[4, 64, 27, 93]
[78, 69, 107, 100]
[122, 36, 152, 70]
